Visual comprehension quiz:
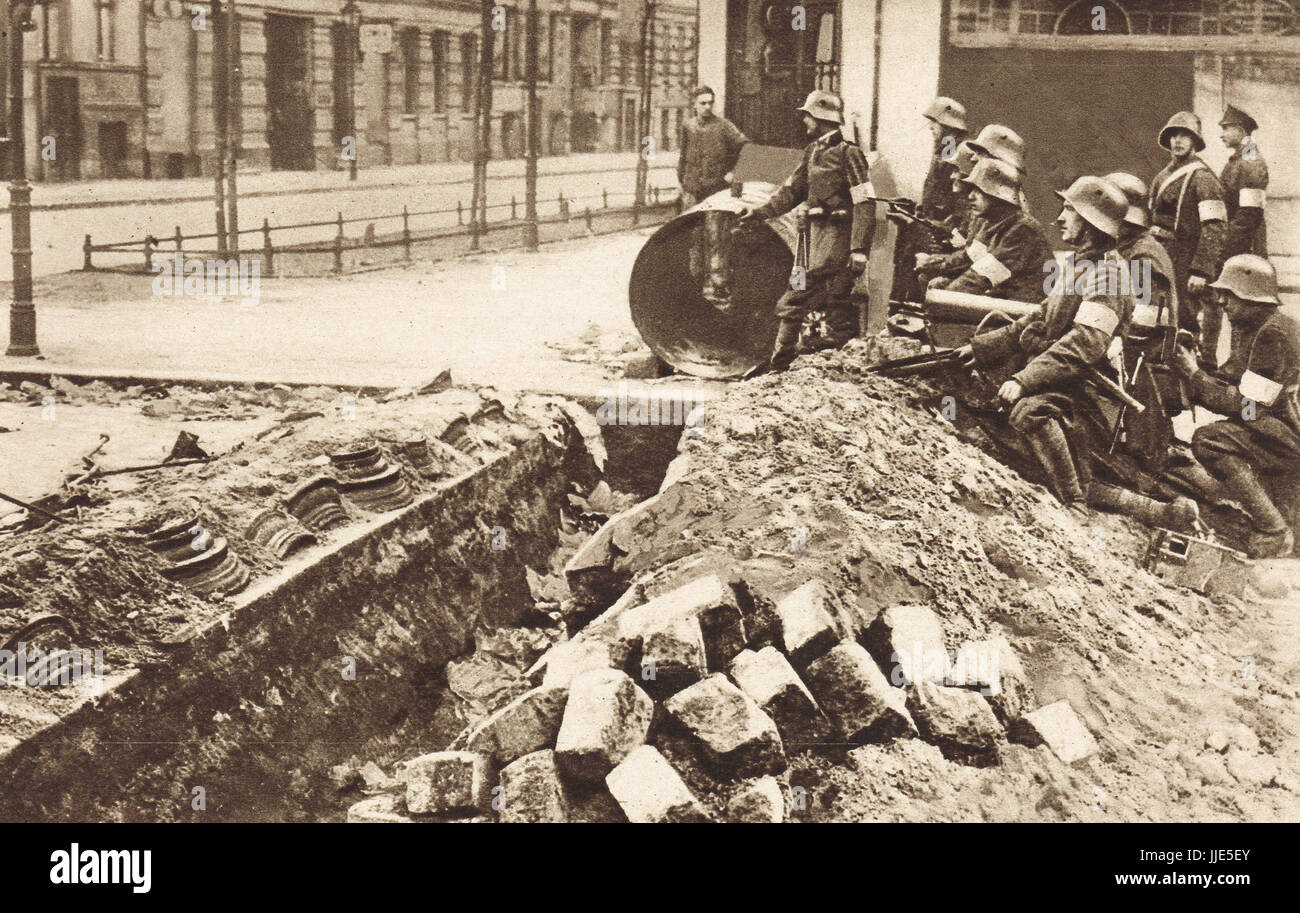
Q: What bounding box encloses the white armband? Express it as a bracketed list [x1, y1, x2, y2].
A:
[1239, 188, 1266, 208]
[966, 239, 988, 261]
[1239, 370, 1283, 406]
[971, 251, 1012, 285]
[850, 182, 876, 204]
[1199, 199, 1227, 222]
[1074, 300, 1120, 335]
[1130, 303, 1161, 328]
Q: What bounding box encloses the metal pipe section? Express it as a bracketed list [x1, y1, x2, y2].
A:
[628, 185, 800, 378]
[923, 288, 1040, 323]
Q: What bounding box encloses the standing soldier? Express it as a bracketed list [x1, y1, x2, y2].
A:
[678, 86, 749, 301]
[739, 90, 874, 372]
[1208, 105, 1269, 378]
[1178, 255, 1299, 557]
[891, 97, 968, 302]
[1148, 111, 1226, 368]
[955, 176, 1197, 530]
[1102, 172, 1178, 364]
[928, 158, 1051, 304]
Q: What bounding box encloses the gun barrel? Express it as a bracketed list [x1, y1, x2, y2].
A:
[923, 288, 1039, 324]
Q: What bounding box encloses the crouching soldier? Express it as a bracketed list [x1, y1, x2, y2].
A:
[929, 158, 1051, 303]
[740, 90, 874, 372]
[914, 141, 983, 290]
[1178, 255, 1300, 557]
[954, 177, 1198, 529]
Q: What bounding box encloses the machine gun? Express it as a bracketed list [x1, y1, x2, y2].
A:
[867, 196, 958, 245]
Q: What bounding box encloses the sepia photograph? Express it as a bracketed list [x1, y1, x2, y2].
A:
[0, 0, 1294, 872]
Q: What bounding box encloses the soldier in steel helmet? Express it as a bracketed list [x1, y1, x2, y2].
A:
[926, 158, 1051, 303]
[954, 176, 1197, 530]
[1176, 254, 1300, 557]
[739, 89, 875, 372]
[912, 140, 983, 290]
[1149, 111, 1227, 367]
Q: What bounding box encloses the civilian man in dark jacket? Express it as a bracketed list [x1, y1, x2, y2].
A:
[677, 86, 748, 301]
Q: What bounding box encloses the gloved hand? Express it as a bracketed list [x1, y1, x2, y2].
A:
[997, 379, 1024, 405]
[950, 229, 966, 247]
[1187, 275, 1207, 294]
[954, 344, 977, 370]
[849, 251, 868, 274]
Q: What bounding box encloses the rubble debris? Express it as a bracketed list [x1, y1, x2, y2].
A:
[662, 673, 787, 777]
[948, 636, 1032, 725]
[605, 745, 710, 823]
[803, 641, 918, 744]
[1009, 700, 1099, 764]
[554, 668, 654, 782]
[346, 793, 415, 823]
[638, 614, 708, 696]
[404, 751, 494, 815]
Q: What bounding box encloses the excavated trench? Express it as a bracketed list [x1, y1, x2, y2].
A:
[0, 398, 684, 823]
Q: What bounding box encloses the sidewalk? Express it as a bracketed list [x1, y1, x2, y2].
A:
[3, 151, 680, 214]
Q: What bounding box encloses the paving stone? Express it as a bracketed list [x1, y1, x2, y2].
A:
[1205, 730, 1230, 753]
[464, 685, 569, 766]
[905, 680, 1003, 765]
[605, 745, 710, 823]
[803, 640, 918, 743]
[663, 673, 787, 777]
[948, 636, 1032, 723]
[863, 603, 951, 686]
[404, 751, 493, 815]
[1192, 753, 1233, 786]
[729, 647, 833, 749]
[554, 668, 654, 783]
[773, 580, 839, 667]
[346, 793, 415, 823]
[498, 750, 569, 823]
[726, 776, 784, 823]
[539, 637, 629, 690]
[617, 575, 746, 673]
[638, 614, 708, 695]
[1008, 700, 1099, 764]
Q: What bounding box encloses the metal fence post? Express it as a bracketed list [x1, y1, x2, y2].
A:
[402, 205, 412, 261]
[262, 218, 275, 277]
[602, 188, 608, 209]
[83, 235, 93, 270]
[584, 206, 593, 232]
[511, 195, 517, 220]
[143, 236, 154, 273]
[174, 226, 183, 251]
[457, 200, 463, 225]
[334, 212, 344, 274]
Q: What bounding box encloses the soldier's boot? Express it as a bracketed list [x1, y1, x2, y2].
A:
[769, 319, 804, 372]
[1216, 456, 1294, 558]
[1198, 296, 1225, 373]
[1024, 421, 1089, 520]
[1087, 481, 1200, 532]
[821, 303, 860, 349]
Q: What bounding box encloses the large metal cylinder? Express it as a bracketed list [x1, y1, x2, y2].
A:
[629, 188, 801, 378]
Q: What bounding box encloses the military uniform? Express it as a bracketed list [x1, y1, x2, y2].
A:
[1116, 229, 1178, 361]
[971, 241, 1134, 497]
[935, 208, 1051, 303]
[751, 123, 874, 370]
[1148, 157, 1226, 333]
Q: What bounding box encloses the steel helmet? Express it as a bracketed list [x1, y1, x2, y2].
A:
[1210, 254, 1280, 305]
[962, 158, 1022, 207]
[967, 124, 1026, 173]
[1158, 111, 1206, 152]
[923, 97, 968, 133]
[1055, 176, 1128, 238]
[1218, 104, 1258, 134]
[796, 89, 844, 125]
[1102, 171, 1150, 228]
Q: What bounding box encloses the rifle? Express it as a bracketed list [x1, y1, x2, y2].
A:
[866, 196, 956, 243]
[869, 346, 1146, 413]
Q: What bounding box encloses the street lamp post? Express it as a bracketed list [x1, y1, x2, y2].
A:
[6, 1, 41, 357]
[343, 0, 360, 181]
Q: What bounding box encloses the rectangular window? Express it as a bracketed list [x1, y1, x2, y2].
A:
[600, 19, 611, 85]
[460, 33, 477, 109]
[432, 31, 449, 113]
[547, 13, 559, 81]
[402, 27, 420, 115]
[97, 1, 115, 61]
[494, 9, 509, 81]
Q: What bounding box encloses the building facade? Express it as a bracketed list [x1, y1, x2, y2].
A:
[4, 0, 697, 181]
[699, 0, 1300, 293]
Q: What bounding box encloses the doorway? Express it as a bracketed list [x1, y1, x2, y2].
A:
[44, 77, 83, 181]
[266, 14, 316, 170]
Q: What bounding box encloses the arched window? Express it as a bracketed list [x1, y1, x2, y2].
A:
[1055, 0, 1132, 35]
